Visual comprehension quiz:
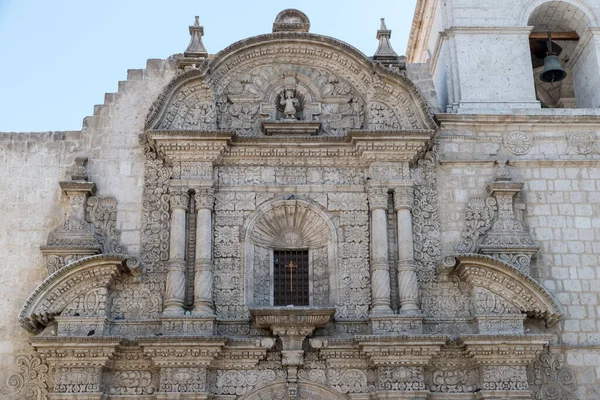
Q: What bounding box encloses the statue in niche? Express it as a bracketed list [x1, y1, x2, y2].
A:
[277, 89, 302, 120]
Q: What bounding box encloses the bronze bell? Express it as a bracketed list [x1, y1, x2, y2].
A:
[540, 33, 567, 83]
[541, 54, 567, 83]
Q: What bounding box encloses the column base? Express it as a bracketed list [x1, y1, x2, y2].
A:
[191, 304, 215, 317]
[161, 316, 215, 336]
[370, 305, 394, 316]
[162, 305, 185, 317]
[398, 307, 422, 316]
[371, 315, 423, 334]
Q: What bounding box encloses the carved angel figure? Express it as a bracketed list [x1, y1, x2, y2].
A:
[280, 89, 299, 120]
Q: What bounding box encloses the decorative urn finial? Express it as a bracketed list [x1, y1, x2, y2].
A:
[184, 16, 208, 58]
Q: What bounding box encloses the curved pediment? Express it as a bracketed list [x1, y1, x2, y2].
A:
[145, 33, 437, 135]
[19, 254, 142, 334]
[451, 254, 562, 326]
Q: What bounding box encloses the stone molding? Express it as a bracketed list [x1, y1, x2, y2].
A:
[451, 254, 562, 326]
[19, 254, 142, 333]
[144, 129, 435, 167]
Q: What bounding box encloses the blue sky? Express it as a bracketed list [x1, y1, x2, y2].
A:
[0, 0, 417, 132]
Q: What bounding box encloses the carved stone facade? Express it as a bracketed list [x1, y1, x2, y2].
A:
[2, 5, 600, 400]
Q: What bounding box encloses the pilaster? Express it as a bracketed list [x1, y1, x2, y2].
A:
[192, 186, 216, 316]
[367, 186, 393, 316]
[393, 183, 420, 314]
[163, 186, 190, 316]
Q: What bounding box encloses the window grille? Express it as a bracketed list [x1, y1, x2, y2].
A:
[273, 249, 309, 306]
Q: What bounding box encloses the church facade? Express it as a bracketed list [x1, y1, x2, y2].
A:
[1, 2, 600, 399]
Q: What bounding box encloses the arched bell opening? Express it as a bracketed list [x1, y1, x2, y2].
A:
[526, 1, 595, 108]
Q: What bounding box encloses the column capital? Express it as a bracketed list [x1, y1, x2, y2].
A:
[393, 184, 414, 211]
[193, 187, 215, 210]
[168, 187, 190, 210]
[367, 186, 389, 210]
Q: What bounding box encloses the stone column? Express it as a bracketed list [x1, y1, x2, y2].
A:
[394, 184, 420, 314]
[192, 187, 215, 316]
[163, 187, 189, 316]
[368, 186, 393, 315]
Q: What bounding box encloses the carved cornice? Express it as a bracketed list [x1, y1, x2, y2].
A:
[58, 181, 97, 195]
[459, 334, 553, 366]
[356, 335, 449, 366]
[144, 129, 434, 166]
[451, 254, 562, 326]
[137, 336, 226, 367]
[29, 336, 123, 367]
[212, 337, 275, 369]
[144, 130, 232, 164]
[19, 255, 142, 334]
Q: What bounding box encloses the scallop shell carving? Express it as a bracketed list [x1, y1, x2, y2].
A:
[251, 201, 331, 249]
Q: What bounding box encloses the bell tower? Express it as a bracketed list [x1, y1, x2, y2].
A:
[407, 0, 600, 112]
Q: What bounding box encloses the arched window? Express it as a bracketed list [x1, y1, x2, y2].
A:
[243, 199, 338, 307]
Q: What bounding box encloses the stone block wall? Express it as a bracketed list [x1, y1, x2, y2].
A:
[0, 58, 176, 387]
[437, 114, 600, 395]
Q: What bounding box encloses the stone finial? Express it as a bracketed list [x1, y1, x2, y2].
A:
[184, 16, 208, 58]
[373, 18, 400, 64]
[71, 157, 88, 181]
[273, 9, 310, 33]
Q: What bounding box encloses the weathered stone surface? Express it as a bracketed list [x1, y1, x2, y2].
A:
[2, 4, 600, 398]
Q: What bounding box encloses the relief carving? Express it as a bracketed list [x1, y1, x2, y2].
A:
[378, 367, 425, 391]
[0, 355, 48, 400]
[456, 196, 497, 254]
[529, 352, 578, 400]
[253, 246, 271, 306]
[86, 196, 125, 254]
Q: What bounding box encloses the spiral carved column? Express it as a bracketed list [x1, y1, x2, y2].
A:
[394, 184, 420, 314]
[163, 187, 189, 316]
[368, 186, 393, 315]
[192, 187, 215, 316]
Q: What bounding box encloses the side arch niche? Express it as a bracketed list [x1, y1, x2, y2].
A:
[450, 254, 562, 327]
[237, 380, 350, 400]
[19, 254, 142, 334]
[242, 199, 338, 308]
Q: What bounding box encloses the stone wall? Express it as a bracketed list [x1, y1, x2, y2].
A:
[437, 114, 600, 396]
[0, 58, 176, 390]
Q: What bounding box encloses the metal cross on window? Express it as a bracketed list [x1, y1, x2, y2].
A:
[286, 260, 296, 292]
